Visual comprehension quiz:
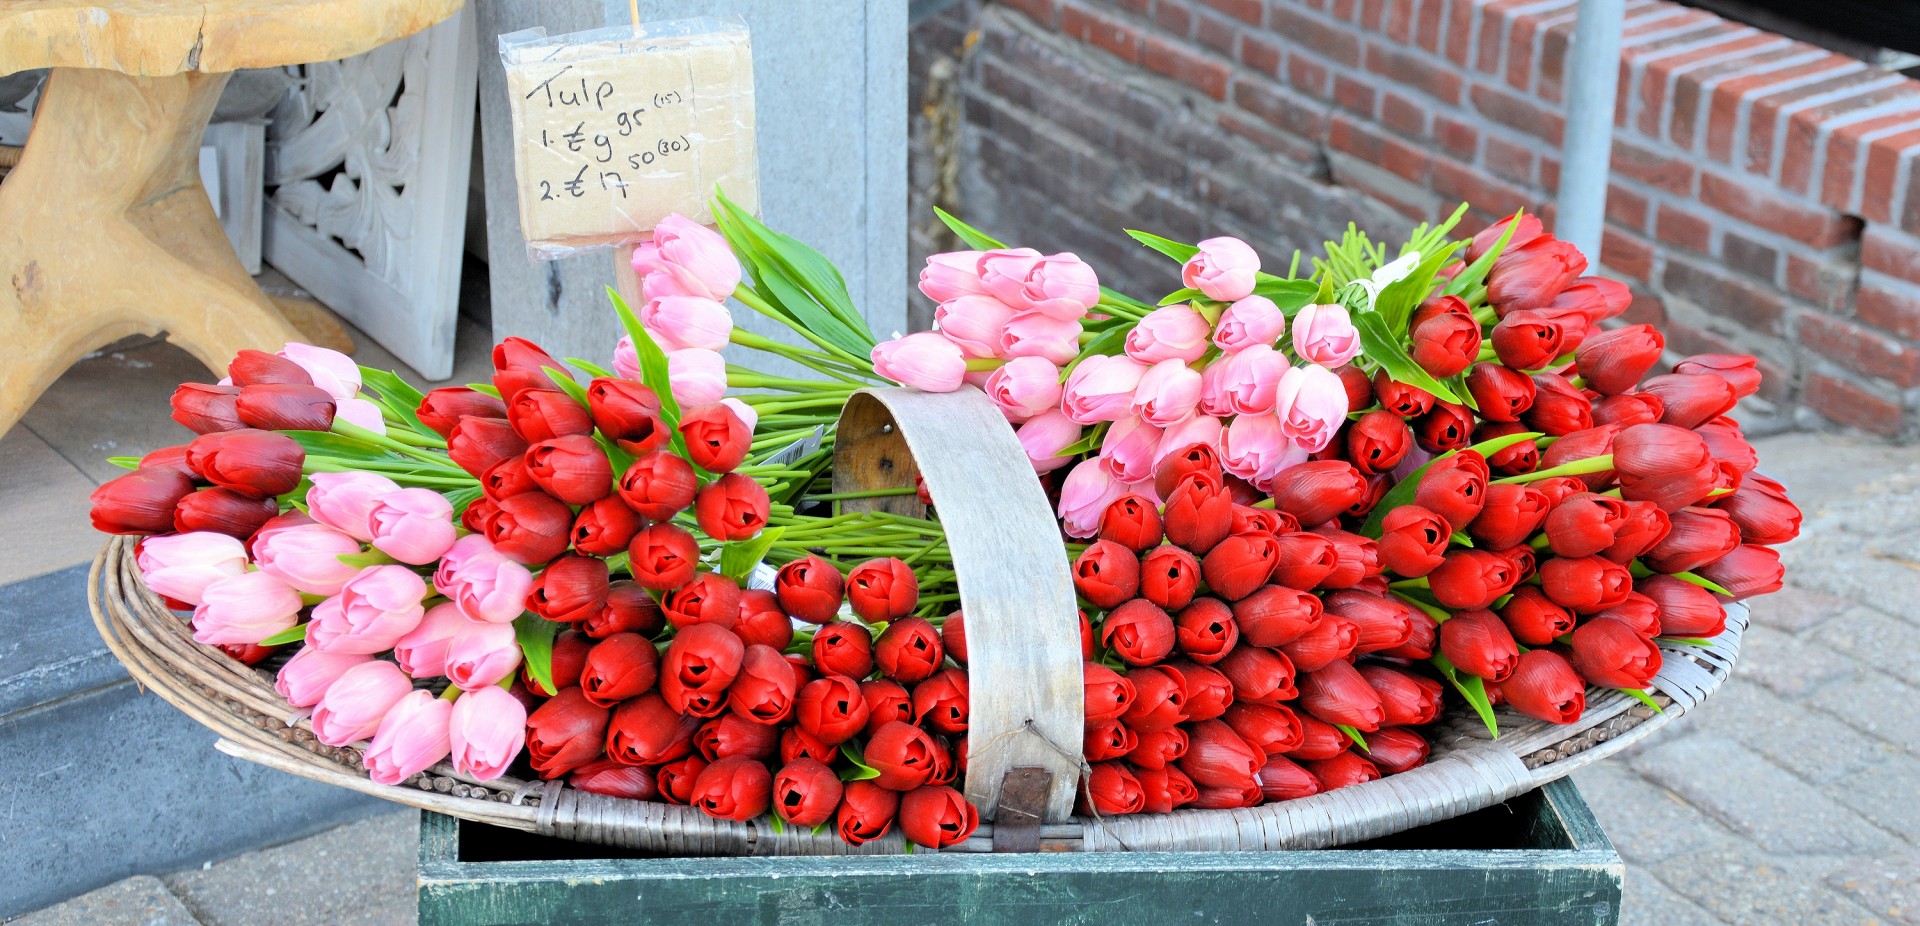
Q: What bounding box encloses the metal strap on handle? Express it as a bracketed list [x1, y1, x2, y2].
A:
[833, 386, 1085, 826]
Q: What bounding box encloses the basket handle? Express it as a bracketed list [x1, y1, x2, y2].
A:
[833, 386, 1084, 824]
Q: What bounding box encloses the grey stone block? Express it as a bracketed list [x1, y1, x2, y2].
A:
[1823, 849, 1920, 926]
[1571, 763, 1739, 864]
[1743, 584, 1851, 635]
[1733, 625, 1855, 699]
[1810, 670, 1920, 756]
[0, 563, 126, 719]
[1656, 846, 1886, 926]
[1618, 865, 1725, 926]
[1681, 679, 1897, 786]
[1812, 606, 1920, 684]
[9, 876, 201, 926]
[1824, 751, 1920, 844]
[162, 812, 416, 926]
[1630, 735, 1896, 856]
[0, 681, 380, 919]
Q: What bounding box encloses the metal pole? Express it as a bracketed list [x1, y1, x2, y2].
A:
[1556, 0, 1627, 261]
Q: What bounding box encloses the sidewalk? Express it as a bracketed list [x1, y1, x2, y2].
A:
[13, 430, 1917, 925]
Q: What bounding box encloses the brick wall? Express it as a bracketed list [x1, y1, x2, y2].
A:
[909, 0, 1920, 438]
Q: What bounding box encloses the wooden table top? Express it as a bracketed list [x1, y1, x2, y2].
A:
[0, 0, 464, 76]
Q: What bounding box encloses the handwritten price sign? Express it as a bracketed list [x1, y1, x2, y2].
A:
[501, 19, 760, 260]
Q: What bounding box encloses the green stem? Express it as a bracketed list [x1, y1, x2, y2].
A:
[731, 285, 874, 370]
[1490, 454, 1614, 484]
[802, 487, 920, 502]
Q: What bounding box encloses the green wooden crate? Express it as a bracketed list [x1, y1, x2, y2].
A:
[417, 778, 1622, 926]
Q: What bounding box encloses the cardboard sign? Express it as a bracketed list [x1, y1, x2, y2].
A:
[500, 18, 759, 260]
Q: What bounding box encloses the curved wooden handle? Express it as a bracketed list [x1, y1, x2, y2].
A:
[833, 387, 1084, 824]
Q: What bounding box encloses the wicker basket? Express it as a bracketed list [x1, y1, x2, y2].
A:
[89, 386, 1748, 854]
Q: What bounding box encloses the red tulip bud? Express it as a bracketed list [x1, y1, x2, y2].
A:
[690, 755, 771, 822]
[1374, 371, 1436, 418]
[1410, 311, 1480, 379]
[90, 468, 197, 535]
[1323, 590, 1415, 655]
[1258, 755, 1322, 801]
[1231, 585, 1322, 648]
[775, 554, 845, 624]
[848, 557, 919, 623]
[449, 416, 530, 479]
[173, 486, 278, 538]
[1172, 598, 1238, 664]
[1286, 714, 1351, 761]
[1499, 585, 1575, 646]
[1359, 664, 1444, 727]
[526, 631, 593, 698]
[941, 610, 969, 664]
[1496, 649, 1583, 723]
[1590, 392, 1663, 429]
[170, 383, 246, 434]
[1297, 659, 1386, 731]
[792, 674, 869, 746]
[1541, 425, 1622, 490]
[899, 784, 979, 849]
[1466, 483, 1550, 550]
[1200, 531, 1279, 601]
[1414, 450, 1490, 530]
[1674, 353, 1761, 398]
[1161, 470, 1235, 554]
[1641, 373, 1738, 430]
[1164, 660, 1231, 721]
[1489, 236, 1585, 312]
[526, 687, 611, 778]
[1540, 555, 1633, 613]
[1180, 719, 1263, 789]
[583, 580, 664, 639]
[1414, 400, 1476, 453]
[1346, 410, 1413, 476]
[1569, 618, 1661, 689]
[1576, 324, 1665, 395]
[679, 402, 754, 473]
[1074, 539, 1141, 609]
[866, 720, 940, 791]
[1465, 363, 1537, 423]
[628, 522, 699, 590]
[586, 377, 668, 454]
[481, 491, 569, 564]
[618, 451, 698, 520]
[655, 755, 709, 804]
[1223, 702, 1305, 759]
[570, 496, 643, 557]
[781, 725, 837, 766]
[1428, 550, 1517, 611]
[1098, 493, 1164, 551]
[1100, 599, 1177, 666]
[508, 388, 594, 443]
[811, 620, 874, 679]
[1378, 608, 1438, 660]
[1439, 609, 1519, 681]
[734, 590, 795, 650]
[1490, 310, 1566, 370]
[1612, 423, 1716, 512]
[577, 633, 659, 706]
[1544, 491, 1629, 558]
[1081, 761, 1147, 816]
[837, 779, 901, 845]
[1139, 544, 1201, 611]
[1217, 644, 1298, 707]
[660, 623, 746, 717]
[1639, 574, 1729, 636]
[1378, 504, 1450, 577]
[861, 678, 915, 736]
[1714, 474, 1799, 545]
[703, 716, 777, 764]
[1268, 461, 1367, 528]
[1524, 373, 1594, 436]
[1082, 661, 1138, 725]
[531, 553, 611, 624]
[693, 472, 769, 542]
[1121, 665, 1190, 733]
[1336, 363, 1375, 412]
[914, 667, 970, 735]
[417, 387, 506, 438]
[1191, 781, 1264, 809]
[482, 455, 539, 502]
[1278, 614, 1359, 672]
[1137, 763, 1201, 812]
[1591, 591, 1662, 638]
[228, 349, 312, 386]
[1642, 507, 1741, 574]
[491, 337, 562, 403]
[569, 758, 658, 800]
[1154, 442, 1224, 500]
[875, 616, 944, 685]
[235, 383, 335, 431]
[1474, 420, 1541, 477]
[772, 758, 844, 827]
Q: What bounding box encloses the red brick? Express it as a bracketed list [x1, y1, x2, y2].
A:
[1193, 9, 1239, 55]
[1799, 312, 1920, 387]
[1444, 0, 1476, 68]
[1143, 36, 1232, 99]
[1112, 0, 1151, 11]
[1217, 110, 1325, 165]
[1232, 77, 1330, 141]
[1655, 203, 1713, 255]
[1482, 134, 1535, 185]
[1705, 54, 1860, 164]
[1000, 0, 1057, 25]
[1780, 88, 1920, 196]
[1621, 286, 1667, 326]
[1660, 318, 1740, 359]
[1061, 3, 1142, 63]
[1433, 114, 1479, 160]
[1819, 112, 1920, 211]
[1366, 42, 1463, 105]
[1667, 46, 1824, 151]
[1505, 3, 1579, 95]
[1602, 226, 1655, 281]
[1785, 253, 1858, 312]
[1634, 31, 1783, 138]
[1333, 72, 1378, 116]
[1385, 0, 1416, 43]
[1539, 153, 1561, 192]
[1153, 0, 1195, 34]
[1720, 231, 1780, 283]
[1699, 173, 1861, 249]
[1534, 14, 1581, 104]
[1857, 281, 1920, 341]
[1287, 51, 1333, 98]
[1240, 33, 1282, 75]
[1862, 128, 1920, 225]
[1201, 0, 1264, 23]
[1605, 182, 1650, 230]
[1429, 155, 1533, 218]
[1268, 4, 1362, 67]
[1380, 91, 1428, 138]
[1663, 256, 1788, 335]
[1863, 226, 1920, 287]
[1610, 138, 1694, 195]
[1470, 82, 1565, 145]
[1804, 372, 1903, 436]
[1744, 72, 1912, 177]
[1415, 0, 1447, 55]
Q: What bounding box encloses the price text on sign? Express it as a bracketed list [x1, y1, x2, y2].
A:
[501, 20, 759, 260]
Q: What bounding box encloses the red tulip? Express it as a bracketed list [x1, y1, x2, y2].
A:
[1139, 544, 1202, 611]
[1613, 423, 1718, 512]
[1297, 659, 1386, 731]
[875, 616, 944, 684]
[1540, 555, 1633, 613]
[569, 758, 659, 801]
[1576, 324, 1664, 395]
[1323, 590, 1414, 654]
[690, 756, 772, 822]
[1378, 608, 1438, 660]
[1374, 371, 1436, 418]
[491, 337, 562, 403]
[695, 712, 779, 762]
[577, 633, 660, 707]
[1642, 507, 1742, 574]
[628, 522, 699, 590]
[1223, 702, 1305, 758]
[1639, 575, 1729, 636]
[531, 554, 610, 624]
[1127, 727, 1191, 770]
[1269, 531, 1339, 590]
[1487, 232, 1581, 311]
[1377, 504, 1450, 577]
[1179, 720, 1263, 789]
[1541, 425, 1621, 490]
[1081, 762, 1147, 816]
[899, 785, 979, 848]
[1414, 450, 1489, 530]
[582, 580, 664, 639]
[1465, 363, 1537, 423]
[228, 349, 312, 386]
[1278, 615, 1359, 672]
[1201, 532, 1280, 601]
[1348, 410, 1413, 475]
[1305, 751, 1382, 790]
[848, 557, 918, 623]
[1258, 755, 1322, 801]
[507, 388, 594, 443]
[1674, 353, 1761, 399]
[448, 416, 530, 479]
[1074, 539, 1141, 609]
[1232, 585, 1322, 648]
[1499, 585, 1575, 646]
[1312, 526, 1381, 589]
[1466, 483, 1550, 550]
[173, 487, 278, 538]
[481, 455, 538, 502]
[1217, 645, 1298, 707]
[1524, 373, 1594, 435]
[1410, 311, 1480, 379]
[1191, 781, 1264, 809]
[1099, 493, 1164, 551]
[1336, 363, 1375, 412]
[417, 387, 506, 438]
[865, 720, 940, 791]
[526, 630, 593, 698]
[1590, 392, 1663, 429]
[571, 496, 643, 557]
[1161, 470, 1234, 554]
[675, 403, 751, 474]
[171, 383, 245, 434]
[1591, 591, 1662, 638]
[728, 643, 799, 724]
[1101, 599, 1177, 666]
[771, 758, 843, 827]
[1439, 609, 1519, 681]
[1715, 474, 1800, 545]
[655, 755, 709, 805]
[1641, 373, 1738, 429]
[1695, 417, 1757, 472]
[775, 554, 844, 625]
[1544, 492, 1629, 557]
[526, 687, 611, 778]
[810, 620, 874, 679]
[1084, 718, 1138, 762]
[616, 451, 695, 520]
[235, 383, 335, 431]
[586, 377, 668, 454]
[1121, 665, 1190, 733]
[1490, 310, 1566, 370]
[693, 472, 769, 541]
[941, 611, 969, 665]
[1569, 619, 1662, 689]
[660, 623, 746, 717]
[1286, 714, 1350, 761]
[1082, 661, 1138, 725]
[1154, 442, 1224, 499]
[90, 467, 197, 534]
[860, 678, 915, 736]
[1602, 500, 1671, 564]
[1366, 727, 1430, 774]
[1137, 764, 1201, 812]
[837, 780, 901, 845]
[1268, 461, 1367, 528]
[483, 491, 570, 564]
[913, 667, 970, 735]
[1359, 664, 1443, 727]
[795, 674, 870, 745]
[1428, 550, 1516, 610]
[1164, 660, 1232, 721]
[135, 446, 197, 482]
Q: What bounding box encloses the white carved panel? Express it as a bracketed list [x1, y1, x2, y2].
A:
[264, 8, 478, 380]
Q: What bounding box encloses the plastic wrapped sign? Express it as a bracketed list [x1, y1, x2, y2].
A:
[500, 17, 759, 260]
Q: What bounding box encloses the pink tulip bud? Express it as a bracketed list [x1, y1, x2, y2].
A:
[1132, 359, 1204, 427]
[433, 534, 533, 624]
[445, 617, 523, 689]
[721, 397, 759, 433]
[1221, 414, 1306, 490]
[933, 295, 1015, 357]
[1063, 354, 1151, 424]
[613, 335, 642, 382]
[392, 602, 469, 678]
[1273, 364, 1348, 453]
[1000, 312, 1082, 365]
[1182, 237, 1260, 302]
[1200, 344, 1287, 417]
[275, 647, 371, 708]
[1058, 458, 1129, 539]
[1291, 303, 1363, 367]
[306, 471, 402, 541]
[871, 332, 967, 392]
[449, 684, 527, 781]
[333, 396, 388, 435]
[136, 531, 247, 605]
[630, 213, 742, 301]
[1101, 415, 1165, 484]
[252, 520, 363, 596]
[666, 348, 728, 406]
[984, 356, 1064, 422]
[363, 688, 453, 785]
[918, 250, 990, 303]
[306, 565, 427, 654]
[1213, 295, 1286, 353]
[311, 660, 413, 746]
[1016, 410, 1083, 473]
[1125, 305, 1211, 363]
[367, 487, 458, 565]
[278, 342, 361, 401]
[191, 571, 303, 646]
[980, 249, 1100, 320]
[639, 295, 733, 352]
[1155, 414, 1223, 467]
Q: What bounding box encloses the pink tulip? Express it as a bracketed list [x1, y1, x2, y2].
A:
[333, 397, 388, 435]
[191, 571, 303, 646]
[279, 343, 361, 401]
[449, 684, 527, 780]
[1182, 237, 1260, 302]
[1125, 305, 1211, 363]
[985, 355, 1064, 422]
[274, 647, 371, 708]
[639, 295, 733, 352]
[1000, 312, 1082, 365]
[252, 520, 363, 596]
[630, 213, 741, 301]
[1058, 457, 1128, 538]
[367, 488, 457, 565]
[613, 335, 642, 382]
[363, 689, 453, 785]
[666, 348, 728, 405]
[136, 531, 247, 605]
[919, 250, 990, 303]
[444, 617, 523, 689]
[1272, 364, 1348, 452]
[1214, 296, 1286, 353]
[1291, 303, 1362, 367]
[981, 250, 1100, 320]
[306, 565, 427, 654]
[1017, 410, 1083, 473]
[311, 660, 413, 746]
[1132, 359, 1203, 427]
[306, 471, 401, 541]
[1101, 415, 1165, 484]
[871, 332, 967, 392]
[721, 397, 759, 433]
[433, 534, 534, 624]
[1155, 413, 1223, 466]
[1200, 344, 1287, 417]
[1063, 355, 1151, 424]
[393, 602, 469, 678]
[1221, 414, 1306, 490]
[934, 295, 1016, 358]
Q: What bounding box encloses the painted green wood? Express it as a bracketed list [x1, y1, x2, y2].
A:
[417, 780, 1623, 926]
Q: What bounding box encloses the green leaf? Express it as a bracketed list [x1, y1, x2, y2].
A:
[358, 368, 433, 438]
[1335, 724, 1371, 753]
[1125, 229, 1200, 263]
[467, 383, 502, 399]
[1660, 637, 1715, 647]
[1158, 287, 1210, 306]
[1445, 209, 1524, 298]
[1079, 326, 1129, 359]
[767, 813, 785, 834]
[715, 191, 876, 355]
[566, 358, 615, 380]
[607, 288, 689, 458]
[1674, 571, 1734, 596]
[719, 527, 785, 584]
[446, 486, 484, 520]
[514, 614, 559, 695]
[1373, 241, 1463, 333]
[934, 206, 1009, 250]
[1360, 429, 1543, 538]
[542, 365, 591, 407]
[107, 456, 141, 471]
[1618, 687, 1666, 713]
[283, 429, 407, 464]
[1099, 286, 1155, 315]
[257, 623, 308, 646]
[1254, 277, 1319, 314]
[837, 742, 883, 782]
[1352, 311, 1462, 406]
[1432, 654, 1499, 738]
[811, 822, 830, 837]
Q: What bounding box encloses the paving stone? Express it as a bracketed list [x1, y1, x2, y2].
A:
[1825, 751, 1920, 844]
[1618, 865, 1726, 926]
[1812, 606, 1920, 685]
[0, 562, 125, 718]
[0, 428, 105, 585]
[18, 337, 207, 485]
[1573, 763, 1740, 864]
[1630, 735, 1897, 855]
[1744, 432, 1915, 511]
[1682, 679, 1896, 785]
[1825, 849, 1920, 926]
[1810, 670, 1920, 757]
[1654, 846, 1889, 926]
[1735, 625, 1856, 699]
[10, 875, 201, 926]
[1745, 585, 1853, 634]
[162, 812, 416, 926]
